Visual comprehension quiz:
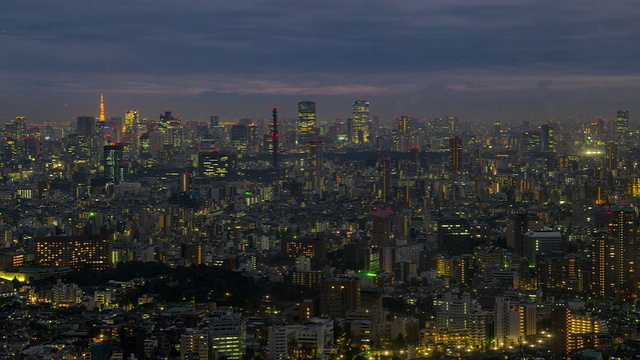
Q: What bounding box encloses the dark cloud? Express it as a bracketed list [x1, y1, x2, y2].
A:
[1, 0, 639, 121]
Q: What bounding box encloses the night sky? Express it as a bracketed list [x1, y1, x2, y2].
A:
[1, 0, 639, 123]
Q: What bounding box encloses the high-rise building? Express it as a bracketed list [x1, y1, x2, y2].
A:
[77, 116, 96, 137]
[268, 326, 288, 360]
[297, 101, 316, 146]
[198, 151, 236, 178]
[35, 235, 112, 271]
[449, 136, 462, 173]
[380, 157, 392, 200]
[230, 124, 249, 154]
[124, 109, 139, 134]
[605, 141, 618, 173]
[306, 140, 323, 189]
[608, 203, 639, 296]
[180, 329, 210, 360]
[320, 277, 360, 319]
[372, 208, 393, 247]
[209, 311, 246, 360]
[103, 144, 124, 184]
[393, 115, 410, 151]
[352, 100, 370, 144]
[589, 231, 616, 298]
[616, 110, 629, 133]
[494, 297, 536, 348]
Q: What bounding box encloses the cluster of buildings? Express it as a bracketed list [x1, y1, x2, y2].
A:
[0, 94, 639, 359]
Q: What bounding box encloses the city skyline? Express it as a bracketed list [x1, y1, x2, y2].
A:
[2, 1, 640, 122]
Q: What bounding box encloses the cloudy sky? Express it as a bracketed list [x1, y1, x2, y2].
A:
[1, 0, 639, 124]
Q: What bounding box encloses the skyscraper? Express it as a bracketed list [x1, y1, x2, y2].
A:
[352, 100, 370, 144]
[306, 140, 323, 189]
[297, 101, 316, 146]
[319, 277, 360, 319]
[616, 110, 629, 133]
[449, 136, 462, 173]
[608, 203, 638, 296]
[77, 116, 96, 137]
[589, 231, 616, 298]
[124, 109, 139, 134]
[103, 144, 124, 184]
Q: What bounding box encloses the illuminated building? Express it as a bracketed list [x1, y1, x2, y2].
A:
[380, 157, 392, 200]
[297, 101, 316, 146]
[608, 203, 638, 296]
[605, 141, 618, 173]
[35, 235, 112, 271]
[320, 277, 360, 319]
[616, 109, 629, 133]
[52, 280, 82, 308]
[291, 271, 323, 288]
[209, 312, 246, 360]
[158, 111, 173, 133]
[282, 237, 326, 261]
[393, 115, 410, 151]
[494, 297, 536, 348]
[305, 140, 323, 189]
[180, 329, 210, 360]
[230, 124, 249, 154]
[198, 151, 236, 178]
[103, 144, 124, 184]
[521, 231, 563, 266]
[589, 231, 616, 298]
[437, 217, 473, 256]
[352, 100, 370, 144]
[449, 136, 462, 173]
[550, 305, 609, 356]
[268, 326, 288, 360]
[77, 116, 96, 137]
[372, 208, 392, 247]
[124, 109, 139, 133]
[299, 299, 316, 323]
[540, 124, 553, 151]
[434, 292, 488, 350]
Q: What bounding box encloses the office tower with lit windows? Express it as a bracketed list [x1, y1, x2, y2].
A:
[158, 111, 173, 133]
[297, 101, 316, 146]
[198, 151, 236, 178]
[103, 144, 124, 184]
[352, 100, 370, 144]
[230, 124, 249, 154]
[494, 297, 536, 348]
[180, 329, 210, 360]
[438, 217, 473, 256]
[616, 110, 629, 133]
[35, 235, 112, 271]
[209, 312, 246, 360]
[449, 136, 462, 173]
[320, 277, 360, 319]
[393, 115, 410, 151]
[608, 203, 639, 296]
[306, 140, 323, 189]
[123, 109, 139, 159]
[124, 109, 138, 134]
